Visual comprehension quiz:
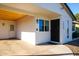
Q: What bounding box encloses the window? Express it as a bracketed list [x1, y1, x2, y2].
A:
[45, 20, 49, 31]
[37, 19, 49, 32]
[10, 25, 14, 31]
[37, 19, 44, 31]
[67, 21, 69, 38]
[67, 28, 69, 38]
[72, 23, 75, 31]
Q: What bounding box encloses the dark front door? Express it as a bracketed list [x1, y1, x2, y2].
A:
[51, 19, 60, 42]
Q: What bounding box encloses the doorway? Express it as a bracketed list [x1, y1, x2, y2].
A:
[51, 19, 60, 42]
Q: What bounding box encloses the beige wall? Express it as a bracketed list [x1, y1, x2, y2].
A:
[0, 20, 16, 39]
[16, 15, 36, 45]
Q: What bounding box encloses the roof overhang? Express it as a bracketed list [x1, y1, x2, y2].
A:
[60, 3, 76, 21]
[0, 3, 60, 20]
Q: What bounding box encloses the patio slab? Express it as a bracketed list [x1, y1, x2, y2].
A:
[65, 39, 79, 56]
[0, 39, 73, 56]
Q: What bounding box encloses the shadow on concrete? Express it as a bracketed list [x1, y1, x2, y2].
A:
[65, 39, 79, 56]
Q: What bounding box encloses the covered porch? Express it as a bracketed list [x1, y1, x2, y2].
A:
[0, 3, 60, 45]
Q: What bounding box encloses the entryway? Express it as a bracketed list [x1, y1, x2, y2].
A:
[50, 19, 60, 43]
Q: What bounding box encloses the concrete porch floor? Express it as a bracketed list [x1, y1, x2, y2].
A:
[0, 39, 73, 56]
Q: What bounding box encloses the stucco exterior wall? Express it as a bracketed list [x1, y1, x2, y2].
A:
[36, 32, 50, 44]
[16, 15, 36, 45]
[0, 20, 16, 39]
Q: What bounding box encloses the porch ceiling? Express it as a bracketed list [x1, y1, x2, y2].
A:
[0, 3, 60, 20]
[0, 9, 25, 21]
